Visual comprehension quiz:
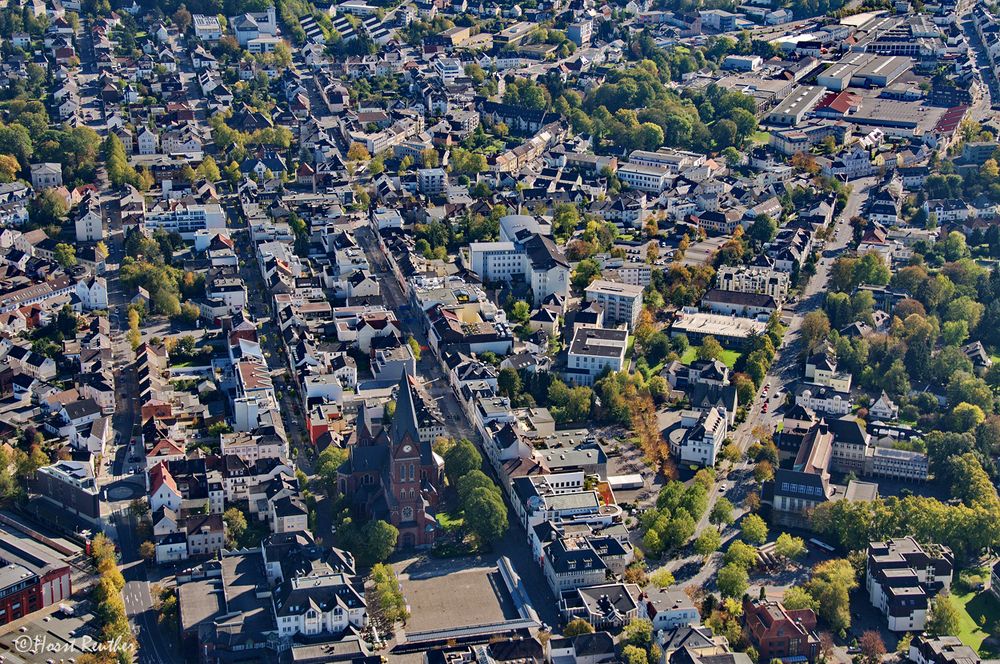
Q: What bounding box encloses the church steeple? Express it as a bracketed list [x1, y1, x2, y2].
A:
[391, 374, 422, 447]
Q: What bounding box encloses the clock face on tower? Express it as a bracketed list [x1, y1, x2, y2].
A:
[403, 445, 412, 453]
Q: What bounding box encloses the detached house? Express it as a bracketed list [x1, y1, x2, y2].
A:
[742, 598, 820, 663]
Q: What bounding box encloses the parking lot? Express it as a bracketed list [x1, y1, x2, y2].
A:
[0, 602, 104, 664]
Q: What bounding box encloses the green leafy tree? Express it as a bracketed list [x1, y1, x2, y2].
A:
[407, 336, 422, 361]
[710, 498, 734, 526]
[196, 156, 221, 182]
[316, 446, 349, 492]
[367, 563, 408, 631]
[783, 586, 818, 611]
[29, 189, 68, 226]
[695, 528, 722, 555]
[926, 592, 961, 636]
[571, 258, 601, 291]
[564, 618, 595, 636]
[443, 439, 481, 486]
[54, 243, 76, 268]
[805, 559, 857, 631]
[622, 618, 654, 650]
[697, 336, 724, 361]
[774, 533, 806, 559]
[622, 645, 648, 664]
[748, 214, 777, 244]
[649, 568, 675, 588]
[498, 367, 522, 398]
[510, 300, 531, 324]
[362, 520, 399, 563]
[464, 487, 508, 545]
[717, 563, 749, 598]
[741, 514, 768, 544]
[223, 507, 247, 547]
[456, 470, 495, 505]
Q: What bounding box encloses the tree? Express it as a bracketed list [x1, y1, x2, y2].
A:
[457, 470, 495, 506]
[650, 568, 675, 588]
[741, 514, 768, 545]
[347, 142, 370, 162]
[622, 645, 648, 664]
[498, 367, 522, 398]
[571, 258, 601, 291]
[196, 156, 220, 182]
[783, 586, 818, 611]
[407, 336, 422, 361]
[717, 563, 749, 598]
[949, 402, 986, 433]
[367, 563, 408, 631]
[801, 311, 831, 351]
[139, 540, 155, 562]
[695, 528, 722, 556]
[464, 486, 508, 545]
[748, 214, 777, 245]
[421, 148, 439, 168]
[443, 439, 481, 486]
[362, 520, 399, 564]
[0, 123, 33, 166]
[172, 5, 192, 32]
[724, 540, 758, 569]
[223, 507, 247, 547]
[54, 243, 76, 268]
[553, 203, 580, 239]
[806, 559, 857, 631]
[0, 154, 19, 182]
[774, 533, 806, 560]
[710, 498, 734, 526]
[510, 300, 531, 324]
[697, 336, 724, 362]
[753, 460, 774, 484]
[564, 618, 595, 636]
[449, 147, 488, 176]
[622, 618, 654, 650]
[315, 446, 348, 491]
[859, 631, 886, 664]
[926, 592, 961, 637]
[30, 189, 68, 226]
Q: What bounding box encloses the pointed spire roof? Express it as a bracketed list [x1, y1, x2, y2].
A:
[392, 374, 422, 447]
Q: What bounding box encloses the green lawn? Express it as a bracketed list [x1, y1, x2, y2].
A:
[750, 131, 772, 145]
[436, 506, 464, 532]
[953, 588, 1000, 655]
[680, 346, 741, 369]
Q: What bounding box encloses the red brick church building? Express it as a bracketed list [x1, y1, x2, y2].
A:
[338, 375, 444, 548]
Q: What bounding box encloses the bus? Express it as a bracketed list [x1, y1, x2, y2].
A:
[809, 538, 835, 553]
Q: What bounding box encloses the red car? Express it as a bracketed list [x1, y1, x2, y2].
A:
[762, 403, 769, 413]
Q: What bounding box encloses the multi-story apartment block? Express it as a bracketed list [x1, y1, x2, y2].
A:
[143, 202, 226, 238]
[585, 280, 644, 329]
[566, 328, 629, 387]
[468, 233, 570, 306]
[715, 264, 791, 302]
[866, 537, 954, 632]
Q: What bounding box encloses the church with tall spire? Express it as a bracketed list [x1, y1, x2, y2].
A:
[337, 374, 445, 549]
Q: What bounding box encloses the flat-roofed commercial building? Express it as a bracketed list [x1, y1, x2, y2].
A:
[766, 85, 827, 126]
[670, 310, 767, 348]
